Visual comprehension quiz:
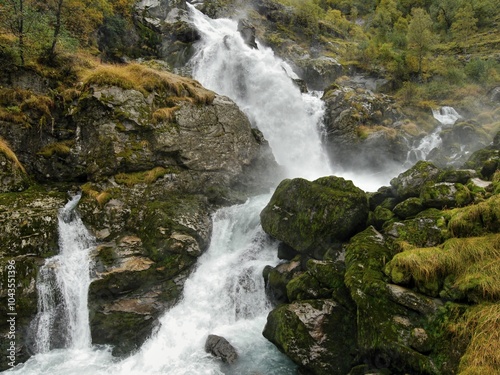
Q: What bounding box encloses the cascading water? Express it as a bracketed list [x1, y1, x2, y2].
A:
[30, 194, 94, 353]
[407, 106, 462, 163]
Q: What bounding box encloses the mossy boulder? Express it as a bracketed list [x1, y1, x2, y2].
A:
[263, 299, 357, 375]
[260, 176, 368, 257]
[390, 161, 441, 200]
[462, 148, 500, 179]
[0, 189, 66, 258]
[265, 258, 302, 304]
[372, 205, 396, 228]
[385, 210, 448, 249]
[393, 197, 425, 219]
[420, 182, 472, 209]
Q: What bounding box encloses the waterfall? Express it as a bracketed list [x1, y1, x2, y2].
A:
[31, 194, 94, 353]
[189, 5, 332, 180]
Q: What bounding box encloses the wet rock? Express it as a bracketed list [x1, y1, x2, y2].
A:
[263, 299, 356, 375]
[237, 19, 258, 49]
[205, 334, 238, 364]
[322, 86, 407, 172]
[261, 176, 368, 258]
[265, 258, 302, 304]
[386, 284, 442, 315]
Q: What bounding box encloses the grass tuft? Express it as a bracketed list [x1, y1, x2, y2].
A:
[386, 234, 500, 302]
[115, 166, 170, 187]
[0, 137, 26, 173]
[152, 107, 179, 124]
[37, 140, 75, 158]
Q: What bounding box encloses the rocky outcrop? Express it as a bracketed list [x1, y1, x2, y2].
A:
[237, 19, 258, 49]
[261, 148, 500, 375]
[322, 85, 408, 172]
[134, 0, 199, 67]
[205, 334, 238, 364]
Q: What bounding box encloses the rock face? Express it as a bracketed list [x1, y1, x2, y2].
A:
[205, 334, 238, 364]
[0, 66, 280, 366]
[260, 176, 368, 258]
[237, 19, 258, 49]
[322, 85, 408, 172]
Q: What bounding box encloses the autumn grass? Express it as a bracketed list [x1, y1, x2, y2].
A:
[0, 88, 54, 125]
[386, 234, 500, 302]
[152, 106, 179, 124]
[81, 183, 112, 207]
[37, 140, 75, 158]
[453, 303, 500, 374]
[356, 125, 398, 140]
[81, 63, 215, 105]
[114, 166, 170, 187]
[448, 195, 500, 237]
[0, 137, 26, 173]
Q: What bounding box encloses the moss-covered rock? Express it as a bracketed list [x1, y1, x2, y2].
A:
[390, 161, 441, 200]
[263, 299, 357, 375]
[0, 146, 30, 193]
[345, 227, 439, 374]
[0, 188, 66, 258]
[420, 182, 472, 209]
[372, 205, 396, 229]
[265, 258, 302, 304]
[260, 176, 368, 257]
[393, 197, 425, 219]
[385, 210, 448, 249]
[462, 148, 500, 179]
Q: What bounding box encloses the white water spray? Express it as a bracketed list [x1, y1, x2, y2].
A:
[31, 194, 94, 354]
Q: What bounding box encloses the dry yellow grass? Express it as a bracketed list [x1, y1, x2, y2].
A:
[387, 234, 500, 301]
[0, 137, 26, 173]
[152, 106, 179, 124]
[81, 63, 215, 105]
[454, 303, 500, 374]
[81, 183, 112, 206]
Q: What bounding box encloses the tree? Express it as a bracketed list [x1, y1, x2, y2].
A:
[407, 8, 436, 80]
[372, 0, 402, 38]
[451, 4, 477, 54]
[0, 0, 36, 64]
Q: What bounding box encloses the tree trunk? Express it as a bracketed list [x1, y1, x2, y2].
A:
[49, 0, 64, 59]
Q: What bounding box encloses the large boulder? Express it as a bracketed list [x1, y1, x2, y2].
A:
[260, 176, 368, 258]
[263, 299, 356, 375]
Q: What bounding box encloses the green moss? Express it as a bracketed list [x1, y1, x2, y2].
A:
[393, 197, 424, 219]
[37, 140, 75, 159]
[420, 182, 472, 209]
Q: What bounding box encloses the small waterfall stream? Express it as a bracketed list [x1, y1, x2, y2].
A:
[31, 194, 94, 353]
[407, 106, 462, 163]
